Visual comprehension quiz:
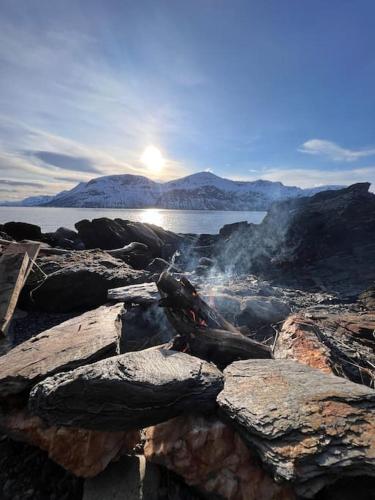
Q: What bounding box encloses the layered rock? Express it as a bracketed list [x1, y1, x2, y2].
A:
[274, 312, 375, 386]
[1, 409, 139, 477]
[29, 349, 223, 431]
[144, 414, 295, 500]
[0, 304, 123, 397]
[217, 359, 375, 498]
[29, 250, 148, 312]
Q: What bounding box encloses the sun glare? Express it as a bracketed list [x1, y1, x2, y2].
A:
[140, 145, 165, 173]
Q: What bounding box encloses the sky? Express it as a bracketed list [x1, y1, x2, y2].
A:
[0, 0, 375, 201]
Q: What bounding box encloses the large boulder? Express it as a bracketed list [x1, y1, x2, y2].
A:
[29, 250, 148, 312]
[75, 218, 182, 257]
[29, 349, 223, 431]
[3, 222, 42, 241]
[144, 414, 296, 500]
[0, 304, 124, 397]
[220, 183, 375, 295]
[217, 359, 375, 498]
[274, 312, 375, 386]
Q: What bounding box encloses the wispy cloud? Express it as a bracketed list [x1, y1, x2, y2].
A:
[0, 179, 44, 188]
[27, 151, 100, 173]
[246, 166, 375, 189]
[299, 139, 375, 162]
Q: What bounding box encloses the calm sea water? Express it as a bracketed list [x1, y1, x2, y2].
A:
[0, 207, 266, 234]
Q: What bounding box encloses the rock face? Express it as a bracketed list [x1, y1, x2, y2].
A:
[0, 304, 124, 397]
[1, 409, 139, 477]
[220, 183, 375, 295]
[29, 250, 148, 312]
[29, 349, 223, 431]
[144, 414, 295, 500]
[75, 218, 182, 257]
[274, 312, 375, 386]
[217, 359, 375, 498]
[3, 222, 42, 241]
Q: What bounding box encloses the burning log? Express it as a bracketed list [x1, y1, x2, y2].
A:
[157, 272, 272, 367]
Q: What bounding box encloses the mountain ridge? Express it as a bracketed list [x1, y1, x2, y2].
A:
[2, 171, 345, 210]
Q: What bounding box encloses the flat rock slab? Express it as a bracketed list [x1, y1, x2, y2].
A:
[217, 359, 375, 498]
[0, 303, 124, 397]
[107, 282, 160, 304]
[29, 349, 223, 431]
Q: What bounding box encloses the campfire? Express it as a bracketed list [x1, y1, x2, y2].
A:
[157, 271, 272, 368]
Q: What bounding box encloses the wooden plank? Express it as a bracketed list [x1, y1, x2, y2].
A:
[0, 251, 30, 335]
[3, 242, 41, 285]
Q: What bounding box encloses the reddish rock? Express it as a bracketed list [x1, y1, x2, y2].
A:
[274, 314, 333, 374]
[144, 414, 295, 500]
[275, 312, 375, 386]
[1, 409, 140, 477]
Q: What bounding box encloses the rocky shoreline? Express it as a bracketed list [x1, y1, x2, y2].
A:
[0, 183, 374, 500]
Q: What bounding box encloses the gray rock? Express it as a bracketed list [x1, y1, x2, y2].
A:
[29, 348, 224, 431]
[107, 282, 159, 305]
[217, 359, 375, 498]
[0, 304, 124, 397]
[30, 250, 148, 312]
[237, 296, 291, 328]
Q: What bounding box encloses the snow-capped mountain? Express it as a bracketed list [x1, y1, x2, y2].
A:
[12, 172, 344, 210]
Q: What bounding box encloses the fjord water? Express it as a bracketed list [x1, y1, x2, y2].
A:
[0, 207, 266, 234]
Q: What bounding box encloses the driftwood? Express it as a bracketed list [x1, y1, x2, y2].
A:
[157, 272, 271, 367]
[29, 348, 223, 431]
[0, 242, 41, 335]
[107, 282, 159, 305]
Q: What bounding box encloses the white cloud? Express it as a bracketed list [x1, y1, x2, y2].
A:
[245, 166, 375, 190]
[298, 139, 375, 162]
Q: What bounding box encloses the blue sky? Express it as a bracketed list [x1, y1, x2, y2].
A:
[0, 0, 374, 200]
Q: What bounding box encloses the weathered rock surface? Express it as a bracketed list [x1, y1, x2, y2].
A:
[108, 282, 160, 305]
[75, 218, 182, 257]
[0, 304, 124, 397]
[275, 312, 375, 386]
[220, 183, 375, 295]
[29, 250, 148, 312]
[144, 414, 295, 500]
[217, 359, 375, 498]
[0, 409, 139, 477]
[29, 349, 223, 431]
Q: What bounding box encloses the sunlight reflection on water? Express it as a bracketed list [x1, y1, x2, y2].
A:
[140, 208, 164, 227]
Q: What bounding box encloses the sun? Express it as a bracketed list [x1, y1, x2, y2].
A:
[140, 145, 165, 173]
